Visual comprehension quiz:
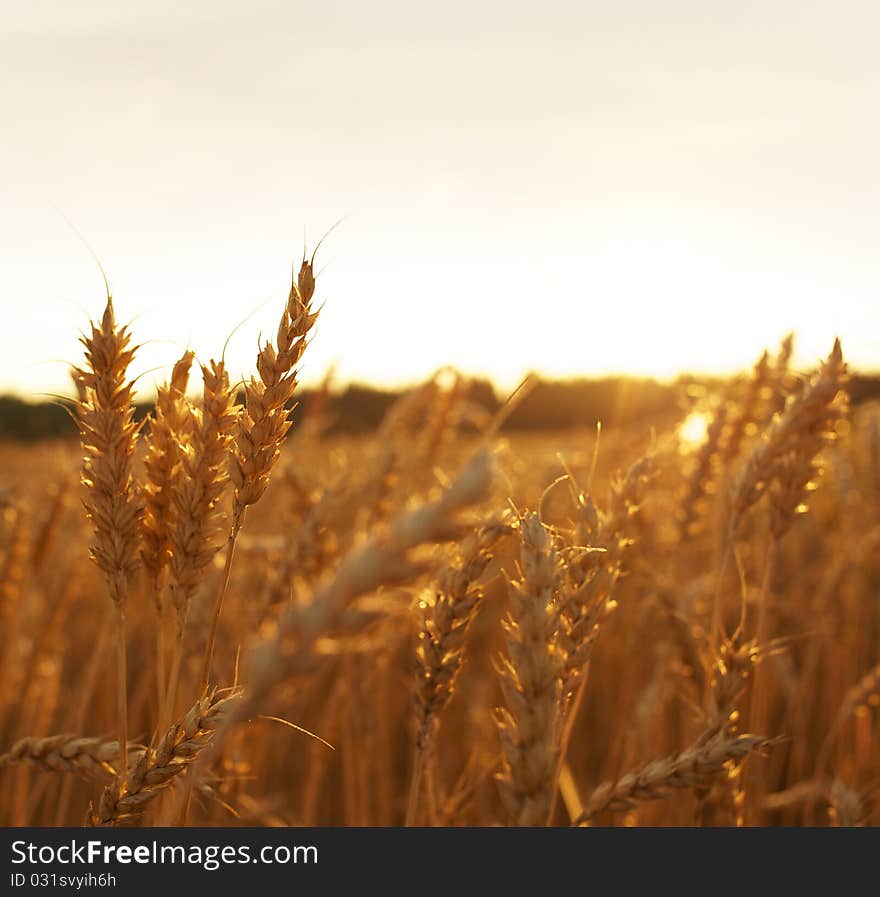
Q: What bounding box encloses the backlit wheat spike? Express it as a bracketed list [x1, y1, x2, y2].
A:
[165, 359, 237, 715]
[679, 400, 728, 537]
[141, 349, 194, 731]
[141, 350, 194, 587]
[230, 259, 320, 527]
[407, 518, 513, 824]
[88, 691, 240, 826]
[708, 636, 760, 733]
[732, 339, 848, 529]
[495, 513, 564, 826]
[557, 453, 654, 715]
[415, 520, 513, 750]
[575, 731, 771, 824]
[721, 349, 772, 466]
[0, 735, 139, 781]
[695, 636, 760, 825]
[167, 360, 237, 609]
[200, 260, 320, 692]
[73, 298, 143, 602]
[765, 332, 795, 420]
[73, 297, 143, 787]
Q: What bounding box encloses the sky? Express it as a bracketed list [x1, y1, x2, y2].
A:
[1, 1, 879, 400]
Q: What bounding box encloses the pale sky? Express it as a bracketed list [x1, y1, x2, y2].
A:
[1, 1, 879, 399]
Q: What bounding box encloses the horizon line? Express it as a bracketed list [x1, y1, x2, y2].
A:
[3, 360, 879, 407]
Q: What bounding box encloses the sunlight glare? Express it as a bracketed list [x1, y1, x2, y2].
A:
[678, 411, 710, 449]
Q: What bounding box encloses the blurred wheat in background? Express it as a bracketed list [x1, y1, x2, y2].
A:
[0, 254, 877, 827]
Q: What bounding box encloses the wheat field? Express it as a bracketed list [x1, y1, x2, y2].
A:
[0, 261, 876, 827]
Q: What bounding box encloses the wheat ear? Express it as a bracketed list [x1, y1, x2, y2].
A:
[745, 341, 848, 820]
[709, 340, 848, 693]
[166, 360, 237, 718]
[141, 350, 194, 731]
[73, 297, 143, 787]
[575, 731, 772, 824]
[0, 735, 139, 781]
[89, 691, 240, 826]
[407, 519, 513, 824]
[200, 259, 319, 692]
[495, 513, 564, 826]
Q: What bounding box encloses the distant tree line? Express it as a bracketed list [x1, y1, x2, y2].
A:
[1, 374, 879, 442]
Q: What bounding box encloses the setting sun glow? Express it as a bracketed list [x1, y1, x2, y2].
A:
[678, 411, 712, 449]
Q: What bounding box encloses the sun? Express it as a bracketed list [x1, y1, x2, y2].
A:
[678, 410, 711, 448]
